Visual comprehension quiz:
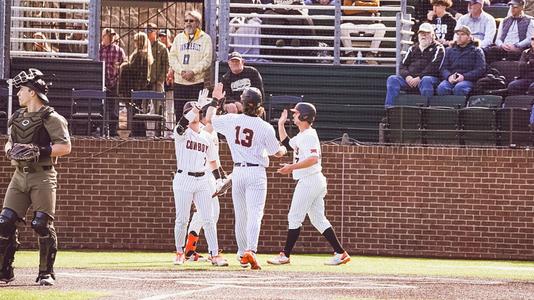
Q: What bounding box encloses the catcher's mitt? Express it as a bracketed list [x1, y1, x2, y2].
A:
[7, 143, 40, 162]
[212, 174, 232, 198]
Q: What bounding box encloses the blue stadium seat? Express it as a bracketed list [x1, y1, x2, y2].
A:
[70, 89, 105, 136]
[130, 90, 166, 137]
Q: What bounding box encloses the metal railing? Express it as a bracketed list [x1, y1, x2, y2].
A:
[215, 0, 414, 65]
[9, 0, 100, 60]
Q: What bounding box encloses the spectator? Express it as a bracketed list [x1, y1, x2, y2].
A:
[486, 0, 534, 63]
[66, 25, 88, 54]
[159, 29, 173, 50]
[340, 0, 387, 64]
[384, 23, 445, 107]
[437, 25, 486, 96]
[221, 51, 265, 113]
[428, 0, 457, 46]
[507, 34, 534, 94]
[32, 32, 55, 53]
[99, 28, 126, 136]
[168, 10, 213, 120]
[119, 32, 153, 98]
[455, 0, 496, 49]
[147, 23, 169, 93]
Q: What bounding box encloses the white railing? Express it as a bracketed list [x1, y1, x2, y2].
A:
[9, 0, 100, 60]
[216, 0, 414, 65]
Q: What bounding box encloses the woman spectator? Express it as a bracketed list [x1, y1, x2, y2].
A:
[119, 32, 153, 99]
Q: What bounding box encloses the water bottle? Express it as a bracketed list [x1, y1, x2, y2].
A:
[356, 51, 363, 65]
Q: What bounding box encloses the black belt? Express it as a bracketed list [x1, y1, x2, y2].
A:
[17, 165, 53, 173]
[177, 169, 205, 177]
[234, 162, 260, 167]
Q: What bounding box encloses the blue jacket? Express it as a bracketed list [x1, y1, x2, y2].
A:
[440, 40, 486, 82]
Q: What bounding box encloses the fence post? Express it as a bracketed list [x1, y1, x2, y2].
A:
[395, 12, 402, 76]
[89, 0, 101, 61]
[218, 0, 230, 64]
[0, 0, 10, 80]
[333, 0, 342, 65]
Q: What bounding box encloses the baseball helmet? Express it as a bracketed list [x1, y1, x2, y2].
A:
[182, 101, 197, 116]
[241, 87, 262, 114]
[12, 68, 49, 103]
[290, 102, 317, 123]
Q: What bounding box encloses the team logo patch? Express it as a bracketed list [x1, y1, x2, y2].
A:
[22, 119, 30, 126]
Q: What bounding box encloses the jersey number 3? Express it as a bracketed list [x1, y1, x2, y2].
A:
[235, 126, 254, 148]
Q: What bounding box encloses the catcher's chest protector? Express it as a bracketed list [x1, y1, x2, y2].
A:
[9, 107, 53, 146]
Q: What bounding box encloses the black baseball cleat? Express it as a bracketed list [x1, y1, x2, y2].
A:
[36, 273, 55, 286]
[0, 267, 15, 283]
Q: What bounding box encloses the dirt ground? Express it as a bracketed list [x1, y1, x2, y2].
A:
[3, 268, 534, 300]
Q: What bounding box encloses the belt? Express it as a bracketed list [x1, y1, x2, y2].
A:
[234, 162, 260, 167]
[17, 165, 53, 173]
[177, 169, 205, 177]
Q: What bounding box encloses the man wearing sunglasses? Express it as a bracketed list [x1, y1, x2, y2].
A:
[168, 10, 213, 123]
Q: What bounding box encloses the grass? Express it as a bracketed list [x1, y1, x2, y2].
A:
[12, 250, 534, 281]
[0, 290, 105, 300]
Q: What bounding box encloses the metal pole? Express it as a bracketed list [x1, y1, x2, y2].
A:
[0, 0, 11, 80]
[7, 79, 13, 134]
[89, 0, 102, 61]
[333, 0, 341, 65]
[395, 12, 401, 76]
[219, 0, 230, 63]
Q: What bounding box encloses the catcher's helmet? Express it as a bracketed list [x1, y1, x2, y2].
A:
[241, 87, 262, 114]
[13, 68, 49, 103]
[290, 102, 316, 123]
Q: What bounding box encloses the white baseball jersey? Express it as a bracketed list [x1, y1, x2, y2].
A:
[289, 128, 322, 180]
[212, 114, 280, 167]
[287, 127, 331, 233]
[173, 125, 220, 256]
[174, 126, 217, 172]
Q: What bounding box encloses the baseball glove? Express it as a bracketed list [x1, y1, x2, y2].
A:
[212, 174, 232, 198]
[7, 143, 40, 162]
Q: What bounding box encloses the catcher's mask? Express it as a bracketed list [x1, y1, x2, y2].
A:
[13, 68, 50, 103]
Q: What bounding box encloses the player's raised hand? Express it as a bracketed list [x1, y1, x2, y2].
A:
[278, 109, 288, 126]
[212, 82, 226, 100]
[197, 88, 210, 108]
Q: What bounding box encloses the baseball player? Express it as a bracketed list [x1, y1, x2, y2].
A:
[205, 83, 287, 270]
[267, 102, 350, 266]
[183, 103, 228, 262]
[0, 68, 71, 285]
[172, 99, 228, 267]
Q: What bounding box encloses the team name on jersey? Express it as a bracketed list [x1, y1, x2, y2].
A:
[230, 78, 251, 92]
[186, 140, 209, 153]
[180, 42, 201, 51]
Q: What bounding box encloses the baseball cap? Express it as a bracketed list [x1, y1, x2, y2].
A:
[465, 0, 484, 4]
[418, 23, 434, 33]
[455, 25, 472, 35]
[229, 51, 243, 61]
[508, 0, 525, 7]
[146, 23, 158, 33]
[102, 28, 116, 36]
[158, 29, 167, 37]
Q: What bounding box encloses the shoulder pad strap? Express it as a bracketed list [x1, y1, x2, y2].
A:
[41, 106, 55, 119]
[8, 108, 26, 127]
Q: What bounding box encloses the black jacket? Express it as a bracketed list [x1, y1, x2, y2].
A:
[399, 41, 445, 78]
[431, 13, 457, 42]
[519, 48, 534, 80]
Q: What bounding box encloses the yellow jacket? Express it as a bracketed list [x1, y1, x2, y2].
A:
[169, 29, 213, 85]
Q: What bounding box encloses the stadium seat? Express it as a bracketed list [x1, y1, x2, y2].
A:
[422, 107, 460, 145]
[484, 5, 509, 19]
[70, 89, 105, 136]
[130, 90, 166, 137]
[394, 94, 428, 106]
[385, 106, 423, 144]
[459, 107, 498, 146]
[503, 95, 534, 108]
[428, 95, 466, 108]
[467, 95, 503, 108]
[491, 61, 520, 84]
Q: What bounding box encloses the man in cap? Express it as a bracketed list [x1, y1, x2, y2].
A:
[486, 0, 534, 63]
[0, 68, 71, 286]
[99, 27, 126, 136]
[384, 23, 445, 107]
[221, 51, 265, 113]
[168, 10, 213, 122]
[455, 0, 496, 49]
[437, 25, 486, 96]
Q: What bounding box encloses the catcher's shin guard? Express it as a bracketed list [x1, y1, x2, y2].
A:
[184, 232, 199, 258]
[0, 208, 20, 282]
[37, 225, 57, 279]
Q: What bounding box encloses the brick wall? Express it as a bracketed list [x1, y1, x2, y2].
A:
[2, 137, 534, 260]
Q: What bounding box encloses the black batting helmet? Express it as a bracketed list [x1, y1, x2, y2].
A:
[13, 68, 50, 103]
[290, 102, 316, 123]
[241, 87, 263, 116]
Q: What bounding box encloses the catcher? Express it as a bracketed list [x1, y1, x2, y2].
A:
[0, 68, 71, 286]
